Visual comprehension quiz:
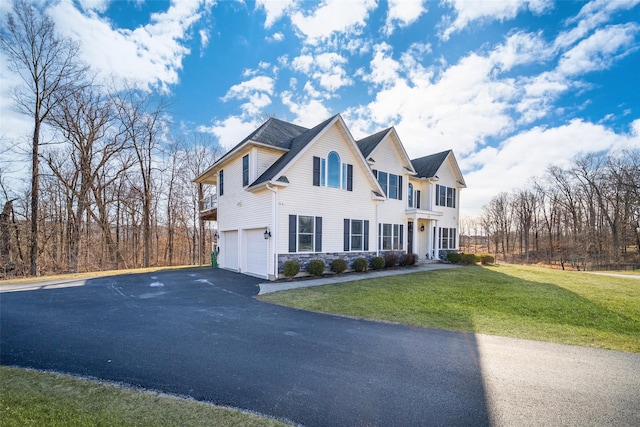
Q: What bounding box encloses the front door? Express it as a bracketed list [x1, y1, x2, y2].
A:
[407, 222, 413, 254]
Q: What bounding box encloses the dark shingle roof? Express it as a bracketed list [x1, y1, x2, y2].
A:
[356, 128, 391, 158]
[411, 150, 451, 178]
[206, 118, 308, 173]
[250, 115, 339, 187]
[250, 117, 309, 148]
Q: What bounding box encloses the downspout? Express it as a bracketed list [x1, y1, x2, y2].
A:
[375, 197, 384, 257]
[266, 183, 278, 280]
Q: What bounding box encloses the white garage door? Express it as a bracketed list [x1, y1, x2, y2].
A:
[223, 231, 238, 271]
[245, 228, 268, 278]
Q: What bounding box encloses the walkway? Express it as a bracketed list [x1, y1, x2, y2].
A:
[259, 261, 460, 294]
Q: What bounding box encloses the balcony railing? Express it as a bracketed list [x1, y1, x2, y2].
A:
[200, 194, 217, 212]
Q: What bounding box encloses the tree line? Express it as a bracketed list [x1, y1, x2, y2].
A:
[0, 1, 221, 277]
[461, 150, 640, 270]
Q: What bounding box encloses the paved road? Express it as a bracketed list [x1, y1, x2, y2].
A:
[1, 267, 639, 426]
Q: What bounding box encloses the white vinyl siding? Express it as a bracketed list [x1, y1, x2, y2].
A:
[276, 123, 377, 254]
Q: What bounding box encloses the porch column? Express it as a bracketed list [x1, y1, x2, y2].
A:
[412, 218, 418, 255]
[433, 221, 440, 259]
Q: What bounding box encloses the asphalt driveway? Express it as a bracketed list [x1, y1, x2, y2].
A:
[1, 267, 639, 426]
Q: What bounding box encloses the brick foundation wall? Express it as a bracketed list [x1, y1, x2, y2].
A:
[277, 251, 415, 277]
[278, 252, 377, 275]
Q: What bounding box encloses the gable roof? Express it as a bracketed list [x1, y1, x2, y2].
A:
[248, 117, 309, 148]
[249, 115, 340, 188]
[356, 127, 416, 174]
[193, 117, 308, 184]
[411, 150, 451, 179]
[411, 150, 467, 187]
[356, 128, 392, 158]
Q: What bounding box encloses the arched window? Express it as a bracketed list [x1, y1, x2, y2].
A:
[327, 151, 341, 188]
[408, 183, 414, 207]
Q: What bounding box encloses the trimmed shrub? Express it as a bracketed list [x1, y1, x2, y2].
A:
[352, 257, 368, 272]
[384, 252, 398, 269]
[399, 253, 418, 266]
[330, 258, 347, 274]
[370, 256, 385, 270]
[307, 259, 325, 276]
[446, 252, 463, 263]
[461, 253, 478, 264]
[283, 260, 300, 278]
[479, 254, 495, 265]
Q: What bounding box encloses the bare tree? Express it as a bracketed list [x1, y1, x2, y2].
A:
[513, 188, 536, 263]
[113, 88, 167, 267]
[0, 0, 87, 275]
[45, 86, 115, 272]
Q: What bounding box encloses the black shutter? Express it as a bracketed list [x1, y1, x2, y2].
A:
[343, 219, 350, 251]
[453, 188, 456, 208]
[416, 190, 421, 209]
[373, 169, 378, 179]
[364, 220, 369, 251]
[347, 164, 353, 191]
[313, 156, 320, 186]
[315, 217, 322, 252]
[398, 176, 403, 200]
[288, 215, 297, 253]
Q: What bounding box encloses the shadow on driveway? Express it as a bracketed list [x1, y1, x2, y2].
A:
[1, 267, 490, 426]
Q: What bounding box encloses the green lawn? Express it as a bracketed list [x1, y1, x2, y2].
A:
[0, 366, 289, 427]
[260, 264, 640, 353]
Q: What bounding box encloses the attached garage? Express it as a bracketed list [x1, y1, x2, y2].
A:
[244, 228, 269, 279]
[222, 230, 239, 271]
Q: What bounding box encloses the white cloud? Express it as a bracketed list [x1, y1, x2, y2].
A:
[221, 76, 275, 116]
[351, 48, 518, 157]
[441, 0, 553, 40]
[363, 42, 400, 86]
[491, 31, 552, 71]
[197, 116, 261, 150]
[290, 0, 377, 44]
[255, 0, 296, 28]
[47, 0, 210, 93]
[555, 0, 640, 50]
[290, 51, 352, 92]
[222, 76, 274, 100]
[383, 0, 427, 36]
[199, 28, 210, 56]
[460, 119, 640, 215]
[557, 23, 639, 75]
[281, 91, 331, 126]
[266, 32, 285, 42]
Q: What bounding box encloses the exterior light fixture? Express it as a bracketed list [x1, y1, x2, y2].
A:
[420, 225, 425, 232]
[264, 227, 271, 239]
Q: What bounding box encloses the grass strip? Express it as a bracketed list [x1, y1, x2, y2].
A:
[0, 366, 290, 427]
[260, 264, 640, 353]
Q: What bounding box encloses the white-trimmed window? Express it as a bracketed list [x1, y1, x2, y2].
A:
[439, 227, 457, 249]
[344, 219, 369, 251]
[242, 154, 249, 186]
[313, 153, 352, 191]
[379, 223, 403, 251]
[373, 170, 402, 200]
[288, 215, 322, 253]
[436, 184, 456, 208]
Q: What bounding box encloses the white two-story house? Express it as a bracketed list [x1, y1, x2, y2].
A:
[194, 114, 466, 280]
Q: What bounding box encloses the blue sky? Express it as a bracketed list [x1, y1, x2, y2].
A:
[1, 0, 639, 216]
